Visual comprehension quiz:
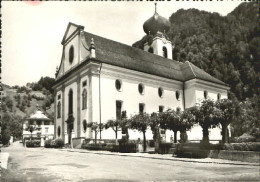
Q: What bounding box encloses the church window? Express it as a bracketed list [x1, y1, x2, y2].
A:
[138, 83, 144, 95]
[204, 90, 208, 99]
[148, 47, 154, 53]
[116, 100, 122, 120]
[115, 79, 122, 91]
[163, 46, 168, 58]
[69, 45, 74, 64]
[159, 105, 164, 113]
[139, 103, 145, 113]
[82, 89, 87, 110]
[82, 81, 87, 87]
[57, 126, 61, 137]
[57, 101, 61, 118]
[158, 87, 164, 98]
[58, 94, 61, 100]
[217, 93, 221, 100]
[83, 120, 87, 133]
[176, 91, 180, 101]
[68, 89, 73, 114]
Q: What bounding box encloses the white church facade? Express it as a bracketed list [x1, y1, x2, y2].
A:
[53, 7, 229, 145]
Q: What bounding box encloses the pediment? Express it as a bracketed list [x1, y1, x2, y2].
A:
[61, 22, 84, 45]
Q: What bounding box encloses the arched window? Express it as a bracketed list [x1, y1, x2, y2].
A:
[57, 126, 61, 137]
[138, 83, 144, 95]
[83, 120, 87, 133]
[217, 93, 221, 100]
[68, 89, 73, 114]
[204, 90, 208, 99]
[176, 91, 180, 101]
[69, 45, 74, 64]
[82, 89, 87, 110]
[57, 101, 61, 118]
[163, 47, 168, 58]
[148, 47, 154, 53]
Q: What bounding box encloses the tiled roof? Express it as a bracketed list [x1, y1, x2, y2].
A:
[84, 32, 227, 86]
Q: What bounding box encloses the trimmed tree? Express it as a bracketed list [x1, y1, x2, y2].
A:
[87, 122, 104, 144]
[190, 100, 219, 143]
[179, 108, 195, 143]
[105, 119, 121, 145]
[150, 112, 162, 153]
[129, 112, 150, 152]
[215, 99, 237, 143]
[160, 109, 180, 143]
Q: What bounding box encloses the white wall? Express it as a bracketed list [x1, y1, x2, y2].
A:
[92, 64, 184, 140]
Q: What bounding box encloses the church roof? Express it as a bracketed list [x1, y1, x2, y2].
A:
[83, 32, 227, 86]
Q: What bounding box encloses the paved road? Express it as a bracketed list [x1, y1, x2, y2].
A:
[2, 142, 259, 181]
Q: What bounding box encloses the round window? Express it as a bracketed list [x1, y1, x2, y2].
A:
[158, 87, 163, 98]
[115, 79, 122, 91]
[69, 45, 74, 64]
[204, 91, 208, 99]
[57, 126, 61, 137]
[83, 120, 87, 132]
[176, 91, 180, 101]
[138, 84, 144, 95]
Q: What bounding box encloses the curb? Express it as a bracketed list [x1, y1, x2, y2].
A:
[0, 153, 9, 169]
[60, 149, 258, 167]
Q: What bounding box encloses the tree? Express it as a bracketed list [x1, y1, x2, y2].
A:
[160, 109, 180, 143]
[87, 122, 104, 144]
[105, 119, 121, 145]
[190, 100, 219, 143]
[150, 112, 162, 153]
[129, 112, 150, 152]
[178, 108, 195, 143]
[215, 99, 237, 143]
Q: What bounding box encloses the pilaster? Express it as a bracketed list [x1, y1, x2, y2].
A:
[77, 75, 81, 137]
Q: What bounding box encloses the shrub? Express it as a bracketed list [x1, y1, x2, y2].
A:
[54, 139, 64, 148]
[159, 143, 172, 154]
[26, 140, 40, 148]
[44, 139, 52, 148]
[119, 143, 136, 153]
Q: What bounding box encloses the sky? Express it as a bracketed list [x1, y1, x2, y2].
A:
[2, 1, 243, 86]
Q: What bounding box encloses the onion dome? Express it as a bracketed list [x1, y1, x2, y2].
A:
[143, 3, 171, 35]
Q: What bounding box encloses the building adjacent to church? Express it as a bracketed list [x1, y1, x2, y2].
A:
[53, 7, 229, 145]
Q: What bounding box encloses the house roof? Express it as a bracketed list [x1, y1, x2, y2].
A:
[27, 109, 51, 121]
[83, 32, 227, 86]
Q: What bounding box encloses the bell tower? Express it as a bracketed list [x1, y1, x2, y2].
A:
[143, 3, 173, 59]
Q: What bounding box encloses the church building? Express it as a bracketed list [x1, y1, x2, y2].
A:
[53, 6, 229, 146]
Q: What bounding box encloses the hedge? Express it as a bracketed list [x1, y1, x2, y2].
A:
[223, 142, 260, 152]
[82, 142, 136, 153]
[44, 139, 64, 148]
[26, 140, 40, 148]
[159, 143, 172, 154]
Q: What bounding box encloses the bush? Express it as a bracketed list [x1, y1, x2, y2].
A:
[159, 143, 172, 154]
[82, 143, 107, 150]
[26, 140, 40, 148]
[55, 139, 64, 148]
[44, 139, 52, 148]
[223, 142, 260, 151]
[119, 143, 136, 153]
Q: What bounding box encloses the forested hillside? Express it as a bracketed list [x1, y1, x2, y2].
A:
[133, 2, 259, 102]
[1, 77, 55, 144]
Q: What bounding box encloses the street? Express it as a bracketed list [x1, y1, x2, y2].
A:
[2, 142, 259, 181]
